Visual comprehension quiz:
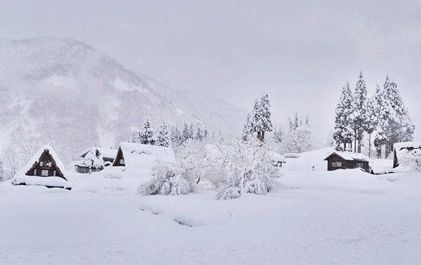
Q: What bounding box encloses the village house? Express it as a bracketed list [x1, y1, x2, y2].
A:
[12, 145, 71, 190]
[75, 147, 117, 173]
[113, 142, 176, 168]
[324, 151, 371, 173]
[393, 142, 421, 169]
[268, 151, 287, 167]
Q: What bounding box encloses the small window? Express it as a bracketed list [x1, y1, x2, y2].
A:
[356, 162, 364, 168]
[120, 159, 124, 165]
[40, 161, 44, 166]
[332, 161, 342, 168]
[41, 170, 49, 176]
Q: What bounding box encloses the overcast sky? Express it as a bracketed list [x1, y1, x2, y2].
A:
[1, 0, 420, 141]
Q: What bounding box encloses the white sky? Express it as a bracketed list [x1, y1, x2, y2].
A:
[1, 0, 420, 141]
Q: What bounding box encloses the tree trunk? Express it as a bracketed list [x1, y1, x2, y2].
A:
[368, 133, 372, 158]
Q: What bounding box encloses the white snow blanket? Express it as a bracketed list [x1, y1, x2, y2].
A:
[0, 148, 420, 265]
[12, 175, 71, 190]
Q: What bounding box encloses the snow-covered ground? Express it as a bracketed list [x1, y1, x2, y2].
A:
[1, 149, 421, 265]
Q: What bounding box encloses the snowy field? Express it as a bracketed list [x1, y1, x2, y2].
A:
[1, 150, 421, 265]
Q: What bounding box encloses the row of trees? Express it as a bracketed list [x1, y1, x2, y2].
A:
[132, 120, 209, 147]
[242, 94, 313, 153]
[333, 73, 414, 158]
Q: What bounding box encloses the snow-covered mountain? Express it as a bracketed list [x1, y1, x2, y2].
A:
[0, 37, 245, 162]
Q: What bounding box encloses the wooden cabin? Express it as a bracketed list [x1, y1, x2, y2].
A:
[13, 145, 70, 190]
[324, 151, 370, 172]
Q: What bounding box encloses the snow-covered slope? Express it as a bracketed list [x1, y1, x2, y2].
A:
[0, 37, 245, 162]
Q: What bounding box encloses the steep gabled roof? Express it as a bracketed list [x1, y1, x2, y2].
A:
[113, 142, 176, 168]
[324, 151, 370, 162]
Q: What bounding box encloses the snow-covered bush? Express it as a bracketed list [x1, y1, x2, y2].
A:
[139, 164, 191, 196]
[216, 138, 280, 200]
[175, 140, 228, 190]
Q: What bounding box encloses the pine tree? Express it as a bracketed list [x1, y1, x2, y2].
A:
[0, 159, 4, 182]
[377, 76, 415, 158]
[351, 72, 368, 153]
[365, 95, 379, 158]
[242, 113, 253, 141]
[333, 83, 354, 151]
[273, 127, 283, 144]
[195, 127, 204, 141]
[242, 94, 273, 142]
[170, 126, 182, 146]
[285, 113, 312, 153]
[156, 122, 170, 147]
[138, 120, 154, 145]
[181, 123, 194, 143]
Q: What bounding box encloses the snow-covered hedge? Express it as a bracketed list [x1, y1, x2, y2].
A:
[139, 164, 191, 196]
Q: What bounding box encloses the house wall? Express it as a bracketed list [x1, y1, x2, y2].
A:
[326, 154, 369, 172]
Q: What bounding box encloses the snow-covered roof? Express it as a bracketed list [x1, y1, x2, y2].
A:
[15, 145, 67, 177]
[393, 142, 421, 150]
[116, 142, 176, 168]
[80, 147, 117, 159]
[324, 151, 370, 162]
[267, 151, 286, 162]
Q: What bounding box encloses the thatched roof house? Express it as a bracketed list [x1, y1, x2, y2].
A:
[13, 145, 71, 190]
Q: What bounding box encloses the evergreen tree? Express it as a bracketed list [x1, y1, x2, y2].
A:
[170, 126, 182, 146]
[351, 72, 368, 153]
[273, 127, 283, 144]
[242, 113, 253, 141]
[365, 95, 379, 158]
[285, 113, 312, 153]
[242, 94, 273, 142]
[255, 93, 273, 141]
[0, 159, 4, 182]
[156, 122, 170, 147]
[377, 77, 415, 157]
[181, 123, 194, 143]
[195, 127, 204, 141]
[138, 120, 154, 145]
[333, 83, 354, 151]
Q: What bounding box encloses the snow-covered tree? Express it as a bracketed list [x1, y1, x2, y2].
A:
[156, 122, 170, 147]
[138, 120, 155, 145]
[0, 159, 5, 182]
[284, 113, 312, 153]
[365, 93, 379, 157]
[351, 72, 368, 153]
[170, 126, 182, 147]
[376, 77, 415, 158]
[333, 83, 354, 151]
[217, 138, 280, 200]
[243, 94, 273, 142]
[272, 127, 283, 144]
[181, 123, 194, 143]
